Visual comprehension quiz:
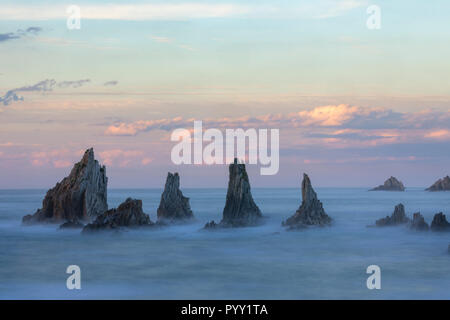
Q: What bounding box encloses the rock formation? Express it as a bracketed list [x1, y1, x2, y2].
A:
[426, 176, 450, 191]
[409, 212, 429, 231]
[375, 203, 410, 226]
[282, 173, 331, 229]
[370, 177, 405, 191]
[59, 220, 84, 230]
[82, 198, 153, 232]
[204, 158, 262, 228]
[23, 148, 108, 224]
[157, 172, 194, 222]
[430, 212, 450, 231]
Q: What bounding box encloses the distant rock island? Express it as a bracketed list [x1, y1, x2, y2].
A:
[83, 198, 153, 232]
[22, 148, 108, 225]
[157, 172, 194, 223]
[375, 203, 410, 226]
[426, 176, 450, 191]
[370, 176, 405, 191]
[205, 158, 262, 228]
[282, 173, 331, 229]
[430, 213, 450, 231]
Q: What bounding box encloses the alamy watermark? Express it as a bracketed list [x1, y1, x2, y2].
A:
[66, 265, 81, 290]
[170, 121, 279, 175]
[366, 265, 381, 290]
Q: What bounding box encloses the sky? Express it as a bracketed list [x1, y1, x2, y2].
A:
[0, 0, 449, 188]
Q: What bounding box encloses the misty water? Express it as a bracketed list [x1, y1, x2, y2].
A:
[0, 188, 449, 299]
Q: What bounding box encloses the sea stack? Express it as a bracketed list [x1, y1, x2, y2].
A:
[157, 172, 194, 222]
[430, 213, 450, 231]
[22, 148, 108, 224]
[83, 198, 153, 232]
[426, 176, 450, 191]
[205, 158, 262, 228]
[370, 177, 405, 191]
[375, 203, 410, 226]
[283, 173, 331, 229]
[409, 212, 429, 231]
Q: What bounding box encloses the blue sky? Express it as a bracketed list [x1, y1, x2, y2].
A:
[0, 0, 449, 188]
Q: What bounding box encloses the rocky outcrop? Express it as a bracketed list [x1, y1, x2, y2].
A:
[157, 172, 194, 222]
[282, 174, 331, 229]
[204, 159, 262, 228]
[375, 203, 410, 226]
[430, 213, 450, 231]
[82, 198, 153, 232]
[409, 212, 429, 231]
[426, 176, 450, 191]
[59, 220, 84, 229]
[370, 177, 405, 191]
[23, 148, 108, 225]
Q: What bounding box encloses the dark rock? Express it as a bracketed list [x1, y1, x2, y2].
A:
[59, 220, 84, 229]
[204, 221, 218, 229]
[22, 148, 107, 225]
[426, 176, 450, 191]
[205, 158, 262, 228]
[409, 212, 429, 231]
[283, 173, 331, 228]
[430, 212, 450, 232]
[370, 176, 405, 191]
[448, 244, 450, 254]
[82, 198, 153, 233]
[375, 203, 410, 226]
[157, 172, 194, 222]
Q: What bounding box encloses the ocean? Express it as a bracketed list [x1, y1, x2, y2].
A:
[0, 188, 449, 299]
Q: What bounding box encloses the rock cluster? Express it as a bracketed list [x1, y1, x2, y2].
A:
[375, 204, 410, 226]
[23, 148, 108, 225]
[283, 174, 331, 229]
[157, 172, 194, 222]
[370, 177, 405, 191]
[59, 220, 84, 230]
[430, 213, 450, 231]
[409, 212, 429, 231]
[426, 176, 450, 191]
[83, 198, 153, 232]
[205, 159, 262, 228]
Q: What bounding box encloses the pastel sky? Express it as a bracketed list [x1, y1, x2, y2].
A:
[0, 0, 449, 188]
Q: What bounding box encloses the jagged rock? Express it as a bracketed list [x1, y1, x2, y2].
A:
[157, 172, 194, 222]
[370, 177, 405, 191]
[283, 173, 331, 229]
[204, 221, 218, 229]
[82, 198, 153, 232]
[375, 203, 410, 226]
[426, 176, 450, 191]
[59, 220, 84, 229]
[22, 148, 108, 225]
[204, 159, 262, 228]
[409, 212, 429, 231]
[430, 212, 450, 232]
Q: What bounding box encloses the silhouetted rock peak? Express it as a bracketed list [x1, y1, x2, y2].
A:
[205, 158, 262, 228]
[409, 212, 429, 231]
[430, 212, 450, 231]
[82, 198, 153, 232]
[283, 173, 331, 229]
[426, 176, 450, 191]
[22, 148, 108, 224]
[370, 176, 405, 191]
[375, 203, 410, 226]
[157, 172, 194, 222]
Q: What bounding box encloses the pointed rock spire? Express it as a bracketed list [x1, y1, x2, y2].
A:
[205, 158, 262, 228]
[23, 148, 108, 224]
[283, 173, 331, 228]
[409, 212, 429, 231]
[430, 212, 450, 231]
[375, 203, 410, 226]
[157, 172, 194, 222]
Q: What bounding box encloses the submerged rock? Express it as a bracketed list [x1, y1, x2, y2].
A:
[59, 220, 84, 230]
[204, 159, 262, 228]
[430, 212, 450, 232]
[82, 198, 153, 233]
[22, 148, 108, 225]
[282, 173, 331, 229]
[157, 172, 194, 222]
[426, 176, 450, 191]
[370, 177, 405, 191]
[409, 212, 429, 231]
[375, 203, 410, 227]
